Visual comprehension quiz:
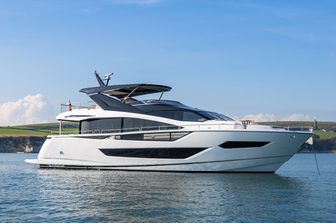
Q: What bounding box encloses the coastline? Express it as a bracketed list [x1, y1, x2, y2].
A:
[0, 136, 46, 153]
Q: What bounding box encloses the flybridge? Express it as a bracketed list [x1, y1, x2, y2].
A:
[77, 71, 235, 122]
[80, 71, 171, 100]
[80, 84, 171, 99]
[79, 71, 172, 112]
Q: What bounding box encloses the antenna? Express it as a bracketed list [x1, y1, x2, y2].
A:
[95, 71, 114, 86]
[104, 73, 114, 86]
[95, 71, 105, 87]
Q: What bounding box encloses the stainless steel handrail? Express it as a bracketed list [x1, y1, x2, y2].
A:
[284, 126, 314, 132]
[52, 125, 182, 135]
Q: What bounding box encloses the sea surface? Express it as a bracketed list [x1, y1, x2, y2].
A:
[0, 153, 335, 223]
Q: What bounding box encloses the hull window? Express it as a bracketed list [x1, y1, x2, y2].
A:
[220, 141, 270, 149]
[99, 147, 207, 159]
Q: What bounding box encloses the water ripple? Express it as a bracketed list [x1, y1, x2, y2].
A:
[1, 153, 336, 223]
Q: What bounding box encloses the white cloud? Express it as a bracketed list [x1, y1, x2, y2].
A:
[283, 114, 313, 121]
[240, 113, 313, 122]
[0, 94, 53, 126]
[107, 0, 162, 5]
[241, 113, 277, 122]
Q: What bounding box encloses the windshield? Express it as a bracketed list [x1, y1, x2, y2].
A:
[198, 111, 234, 121]
[147, 110, 208, 122]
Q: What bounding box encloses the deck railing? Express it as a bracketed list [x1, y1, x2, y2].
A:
[52, 122, 254, 135]
[60, 103, 97, 113]
[51, 122, 314, 136]
[284, 126, 314, 132]
[52, 125, 181, 135]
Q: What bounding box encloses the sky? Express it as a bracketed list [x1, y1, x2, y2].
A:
[0, 0, 335, 125]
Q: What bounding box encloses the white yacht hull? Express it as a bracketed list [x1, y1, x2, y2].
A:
[25, 130, 311, 173]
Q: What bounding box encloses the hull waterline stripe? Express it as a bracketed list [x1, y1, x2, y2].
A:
[39, 166, 277, 173]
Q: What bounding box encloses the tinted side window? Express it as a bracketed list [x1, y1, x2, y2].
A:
[146, 110, 182, 120]
[81, 118, 177, 134]
[147, 110, 207, 122]
[123, 118, 175, 132]
[182, 111, 207, 122]
[81, 118, 122, 133]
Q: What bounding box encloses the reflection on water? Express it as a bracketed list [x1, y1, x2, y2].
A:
[1, 153, 336, 222]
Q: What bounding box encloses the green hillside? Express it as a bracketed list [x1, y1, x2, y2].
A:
[259, 121, 336, 140]
[311, 130, 336, 140]
[259, 121, 335, 130]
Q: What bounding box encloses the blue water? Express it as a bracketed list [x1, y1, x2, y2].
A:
[1, 154, 336, 223]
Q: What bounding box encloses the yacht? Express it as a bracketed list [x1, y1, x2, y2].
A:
[25, 72, 313, 172]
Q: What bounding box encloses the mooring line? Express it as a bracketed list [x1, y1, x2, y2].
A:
[313, 151, 320, 175]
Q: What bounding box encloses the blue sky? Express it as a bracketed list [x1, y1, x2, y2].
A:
[0, 0, 335, 125]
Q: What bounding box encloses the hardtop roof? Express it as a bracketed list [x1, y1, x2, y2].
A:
[80, 84, 172, 99]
